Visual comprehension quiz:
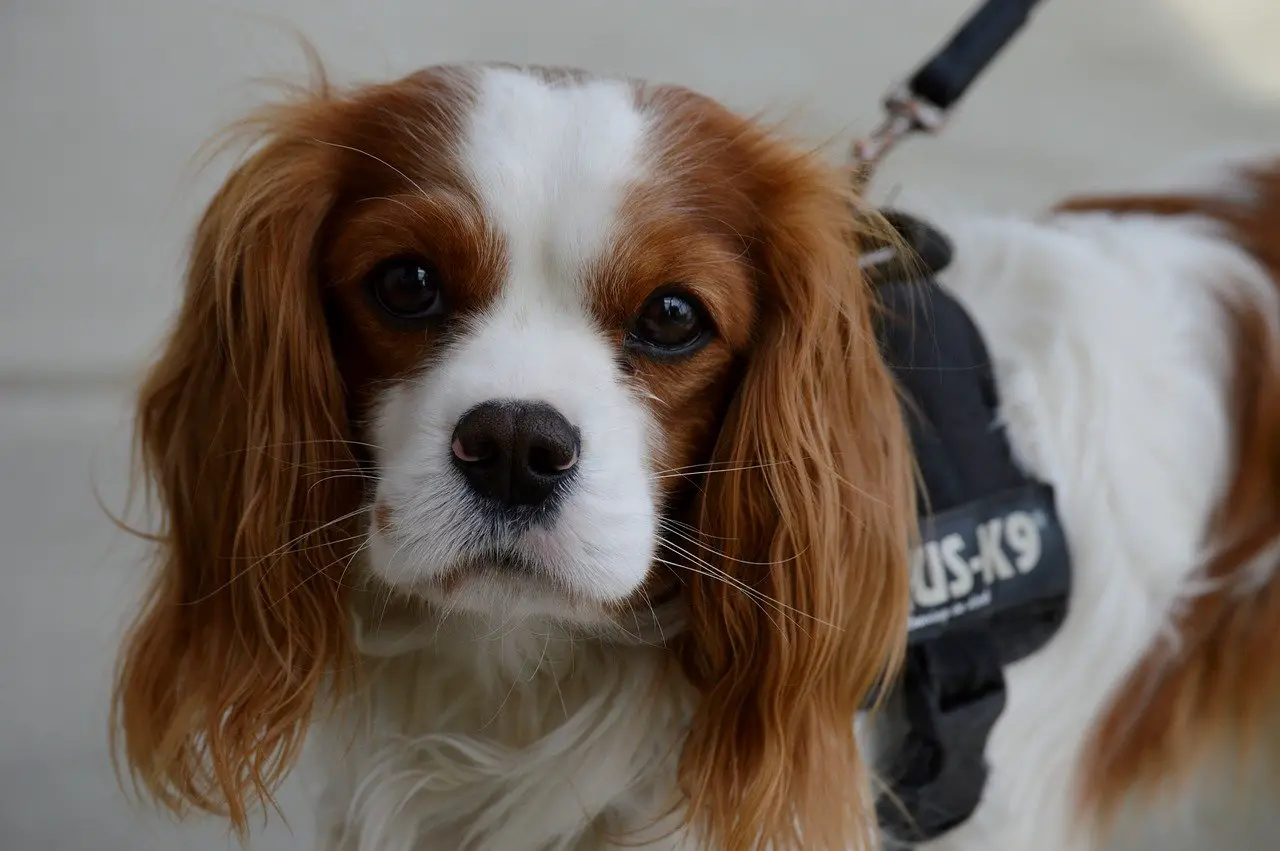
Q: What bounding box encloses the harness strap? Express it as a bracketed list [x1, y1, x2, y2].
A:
[876, 632, 1006, 840]
[867, 211, 1072, 845]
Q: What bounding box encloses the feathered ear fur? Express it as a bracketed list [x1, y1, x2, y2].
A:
[111, 98, 361, 835]
[676, 144, 916, 849]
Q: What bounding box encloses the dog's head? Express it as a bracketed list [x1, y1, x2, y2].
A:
[114, 63, 913, 849]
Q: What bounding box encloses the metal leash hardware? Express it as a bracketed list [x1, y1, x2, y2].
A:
[852, 0, 1048, 179]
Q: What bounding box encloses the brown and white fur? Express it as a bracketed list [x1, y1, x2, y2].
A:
[907, 166, 1280, 850]
[112, 63, 1280, 851]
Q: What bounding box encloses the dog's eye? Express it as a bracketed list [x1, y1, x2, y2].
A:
[368, 256, 446, 322]
[626, 288, 713, 357]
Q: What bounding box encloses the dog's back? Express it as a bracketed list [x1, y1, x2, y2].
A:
[916, 160, 1280, 850]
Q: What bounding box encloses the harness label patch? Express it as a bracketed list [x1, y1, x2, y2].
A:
[906, 483, 1069, 643]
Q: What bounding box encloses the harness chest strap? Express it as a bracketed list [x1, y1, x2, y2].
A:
[866, 213, 1073, 844]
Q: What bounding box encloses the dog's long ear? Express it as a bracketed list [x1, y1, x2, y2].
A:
[678, 146, 915, 849]
[112, 102, 360, 834]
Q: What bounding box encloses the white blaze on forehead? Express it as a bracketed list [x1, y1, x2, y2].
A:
[462, 67, 649, 308]
[364, 67, 660, 614]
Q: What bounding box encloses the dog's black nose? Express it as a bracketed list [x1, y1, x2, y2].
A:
[451, 401, 580, 507]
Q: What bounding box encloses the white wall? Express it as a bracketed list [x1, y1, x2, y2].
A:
[1, 1, 1277, 849]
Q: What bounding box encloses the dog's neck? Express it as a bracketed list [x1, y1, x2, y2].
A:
[308, 594, 698, 851]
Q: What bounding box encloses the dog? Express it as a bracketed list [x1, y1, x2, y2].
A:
[112, 63, 1280, 851]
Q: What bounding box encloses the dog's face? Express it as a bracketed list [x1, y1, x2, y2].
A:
[115, 64, 914, 849]
[325, 68, 754, 622]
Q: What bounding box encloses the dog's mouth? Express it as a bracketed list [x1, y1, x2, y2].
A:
[459, 548, 543, 577]
[424, 547, 576, 602]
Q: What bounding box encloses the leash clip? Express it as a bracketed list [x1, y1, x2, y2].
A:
[851, 0, 1047, 182]
[852, 85, 946, 173]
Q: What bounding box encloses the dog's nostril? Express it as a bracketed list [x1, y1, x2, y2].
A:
[527, 440, 578, 477]
[451, 402, 511, 468]
[452, 434, 493, 464]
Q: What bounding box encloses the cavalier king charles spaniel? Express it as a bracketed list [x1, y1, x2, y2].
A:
[113, 62, 1280, 851]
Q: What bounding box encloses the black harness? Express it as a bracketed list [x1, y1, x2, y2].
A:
[866, 212, 1073, 844]
[841, 1, 1067, 840]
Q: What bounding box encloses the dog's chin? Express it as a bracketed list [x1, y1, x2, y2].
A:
[382, 552, 627, 626]
[429, 574, 589, 622]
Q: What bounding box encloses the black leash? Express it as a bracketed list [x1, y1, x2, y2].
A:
[852, 0, 1048, 176]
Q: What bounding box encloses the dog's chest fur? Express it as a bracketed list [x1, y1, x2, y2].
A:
[307, 608, 699, 851]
